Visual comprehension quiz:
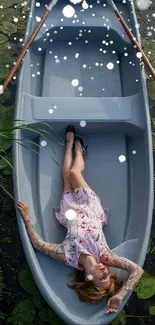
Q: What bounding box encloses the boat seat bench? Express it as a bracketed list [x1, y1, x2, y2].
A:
[33, 2, 132, 47]
[22, 92, 145, 131]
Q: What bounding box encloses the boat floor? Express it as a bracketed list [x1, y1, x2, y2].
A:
[41, 42, 122, 97]
[35, 133, 128, 248]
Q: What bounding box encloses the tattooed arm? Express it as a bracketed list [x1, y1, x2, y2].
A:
[101, 246, 144, 298]
[17, 201, 65, 262]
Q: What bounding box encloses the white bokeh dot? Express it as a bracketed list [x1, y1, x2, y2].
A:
[35, 16, 41, 22]
[118, 155, 126, 163]
[82, 0, 89, 9]
[132, 150, 136, 155]
[80, 120, 87, 127]
[40, 140, 47, 147]
[62, 5, 75, 18]
[49, 109, 53, 114]
[69, 0, 83, 3]
[75, 53, 79, 58]
[136, 52, 142, 58]
[72, 79, 79, 87]
[65, 209, 76, 220]
[107, 62, 114, 70]
[13, 17, 18, 23]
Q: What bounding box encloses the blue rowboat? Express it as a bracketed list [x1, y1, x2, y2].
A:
[13, 1, 154, 324]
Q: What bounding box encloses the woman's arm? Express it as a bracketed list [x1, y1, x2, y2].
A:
[17, 201, 65, 262]
[101, 246, 144, 294]
[101, 246, 144, 314]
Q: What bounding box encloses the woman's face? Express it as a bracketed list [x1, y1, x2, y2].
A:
[88, 263, 111, 289]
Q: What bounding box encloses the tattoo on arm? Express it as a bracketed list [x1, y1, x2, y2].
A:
[25, 218, 65, 261]
[102, 246, 144, 290]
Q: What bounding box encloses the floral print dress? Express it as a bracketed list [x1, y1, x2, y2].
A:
[53, 186, 109, 270]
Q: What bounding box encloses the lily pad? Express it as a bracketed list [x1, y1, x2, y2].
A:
[147, 81, 155, 100]
[134, 275, 155, 299]
[0, 136, 12, 153]
[7, 299, 36, 325]
[0, 41, 20, 55]
[0, 34, 8, 45]
[149, 306, 155, 315]
[0, 0, 24, 8]
[1, 22, 17, 34]
[0, 105, 14, 120]
[38, 308, 65, 325]
[0, 67, 9, 81]
[111, 310, 127, 325]
[0, 9, 17, 23]
[3, 164, 13, 175]
[142, 38, 155, 66]
[0, 52, 15, 66]
[18, 264, 38, 295]
[32, 289, 46, 309]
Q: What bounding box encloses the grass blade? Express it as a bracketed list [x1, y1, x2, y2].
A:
[0, 183, 15, 202]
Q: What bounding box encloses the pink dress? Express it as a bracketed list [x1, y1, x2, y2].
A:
[53, 186, 109, 270]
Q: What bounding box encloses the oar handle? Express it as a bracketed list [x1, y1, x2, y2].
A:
[3, 10, 50, 92]
[115, 10, 155, 80]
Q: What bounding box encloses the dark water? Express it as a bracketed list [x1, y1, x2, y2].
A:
[0, 1, 155, 325]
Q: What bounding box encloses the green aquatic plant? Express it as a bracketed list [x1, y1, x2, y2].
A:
[0, 0, 23, 8]
[1, 236, 12, 243]
[0, 34, 8, 45]
[0, 22, 17, 34]
[142, 38, 155, 66]
[111, 310, 127, 325]
[19, 265, 46, 309]
[0, 311, 5, 320]
[147, 81, 155, 100]
[134, 273, 155, 299]
[149, 306, 155, 315]
[0, 118, 64, 200]
[38, 308, 65, 325]
[7, 299, 36, 325]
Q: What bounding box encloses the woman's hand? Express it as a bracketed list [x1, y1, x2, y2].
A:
[17, 201, 30, 222]
[106, 294, 123, 314]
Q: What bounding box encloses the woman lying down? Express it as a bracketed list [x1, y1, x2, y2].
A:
[17, 125, 144, 314]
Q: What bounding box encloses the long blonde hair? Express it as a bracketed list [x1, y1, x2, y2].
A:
[67, 270, 123, 304]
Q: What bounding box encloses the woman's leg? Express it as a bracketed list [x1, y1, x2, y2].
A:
[62, 131, 74, 193]
[70, 140, 89, 189]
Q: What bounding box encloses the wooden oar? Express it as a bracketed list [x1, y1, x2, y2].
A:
[0, 0, 58, 95]
[107, 0, 155, 80]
